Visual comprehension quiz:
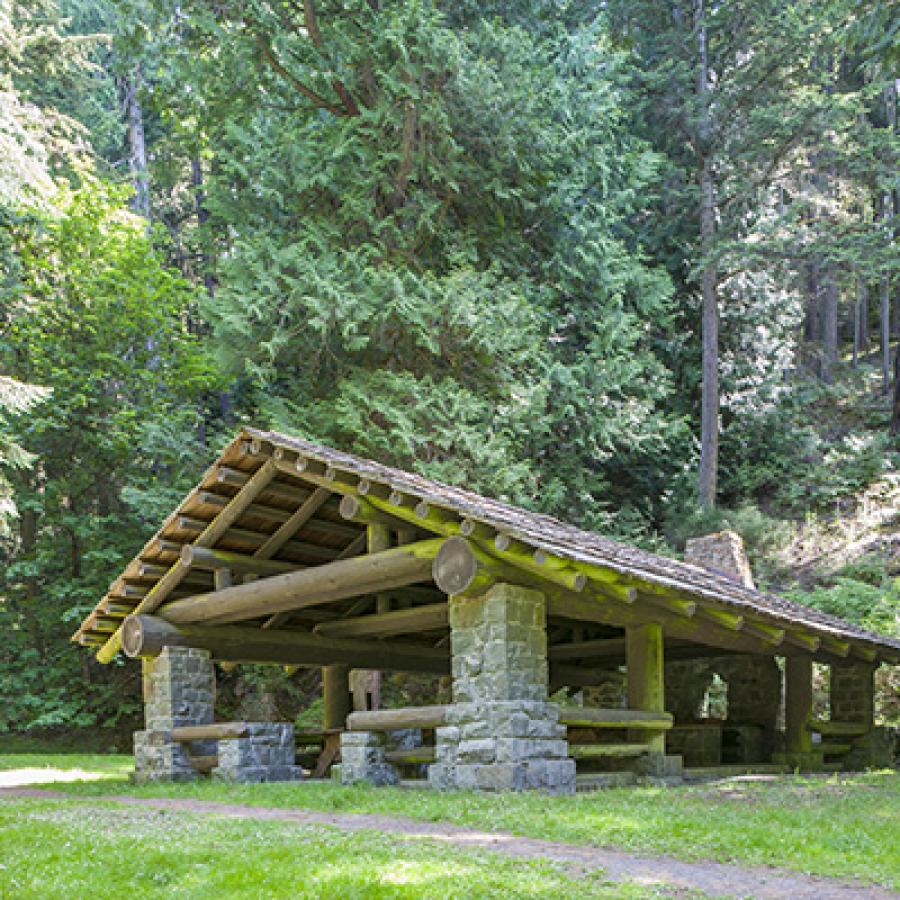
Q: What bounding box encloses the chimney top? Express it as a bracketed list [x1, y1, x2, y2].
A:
[684, 530, 755, 589]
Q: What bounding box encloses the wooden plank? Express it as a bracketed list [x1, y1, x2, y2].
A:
[323, 664, 351, 731]
[339, 495, 410, 531]
[384, 746, 436, 765]
[806, 719, 868, 736]
[188, 754, 218, 773]
[314, 603, 448, 639]
[312, 732, 342, 778]
[160, 538, 443, 625]
[171, 722, 250, 741]
[346, 705, 449, 731]
[818, 742, 853, 755]
[550, 638, 627, 662]
[569, 743, 652, 759]
[181, 546, 300, 577]
[177, 518, 336, 561]
[558, 707, 673, 729]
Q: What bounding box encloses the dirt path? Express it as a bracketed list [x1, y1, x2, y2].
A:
[3, 786, 896, 899]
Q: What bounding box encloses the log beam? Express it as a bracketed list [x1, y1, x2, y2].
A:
[159, 538, 443, 625]
[314, 602, 449, 639]
[181, 545, 300, 577]
[121, 614, 450, 673]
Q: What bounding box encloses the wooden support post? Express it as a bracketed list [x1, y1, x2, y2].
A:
[626, 623, 666, 753]
[784, 655, 814, 754]
[349, 524, 393, 712]
[323, 664, 352, 731]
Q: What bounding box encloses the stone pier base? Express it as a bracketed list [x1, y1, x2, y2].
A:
[428, 583, 575, 794]
[133, 646, 301, 784]
[212, 723, 302, 783]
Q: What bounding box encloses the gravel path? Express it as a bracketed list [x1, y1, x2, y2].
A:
[3, 786, 896, 899]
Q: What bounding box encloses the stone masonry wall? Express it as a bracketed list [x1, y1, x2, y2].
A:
[213, 723, 301, 783]
[830, 662, 875, 725]
[133, 646, 301, 783]
[134, 647, 216, 782]
[428, 583, 575, 793]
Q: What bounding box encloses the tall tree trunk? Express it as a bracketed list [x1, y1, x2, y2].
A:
[125, 71, 150, 220]
[821, 270, 839, 382]
[190, 156, 216, 298]
[858, 276, 870, 352]
[19, 499, 46, 659]
[883, 82, 897, 389]
[891, 348, 900, 435]
[852, 276, 860, 368]
[881, 274, 891, 390]
[696, 0, 718, 508]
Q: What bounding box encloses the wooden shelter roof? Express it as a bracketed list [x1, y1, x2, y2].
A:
[73, 427, 900, 666]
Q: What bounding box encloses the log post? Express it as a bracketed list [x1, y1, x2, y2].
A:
[323, 664, 352, 731]
[349, 524, 392, 712]
[784, 655, 813, 754]
[778, 654, 825, 770]
[626, 623, 666, 755]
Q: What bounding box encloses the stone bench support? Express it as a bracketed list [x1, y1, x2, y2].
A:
[133, 646, 301, 783]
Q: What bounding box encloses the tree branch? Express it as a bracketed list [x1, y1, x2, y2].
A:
[254, 33, 347, 117]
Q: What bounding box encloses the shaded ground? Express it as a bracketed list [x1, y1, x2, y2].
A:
[4, 786, 895, 899]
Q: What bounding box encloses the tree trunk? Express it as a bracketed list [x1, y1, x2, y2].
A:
[881, 272, 891, 392]
[858, 276, 870, 352]
[883, 82, 896, 389]
[125, 71, 150, 220]
[821, 270, 839, 383]
[891, 347, 900, 435]
[190, 156, 216, 298]
[696, 0, 718, 508]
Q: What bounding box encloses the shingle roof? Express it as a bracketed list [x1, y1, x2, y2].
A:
[73, 427, 900, 663]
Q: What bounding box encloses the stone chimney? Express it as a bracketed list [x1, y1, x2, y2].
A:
[684, 530, 755, 589]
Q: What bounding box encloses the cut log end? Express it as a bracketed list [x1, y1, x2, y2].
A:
[121, 615, 146, 658]
[339, 494, 361, 521]
[432, 536, 478, 596]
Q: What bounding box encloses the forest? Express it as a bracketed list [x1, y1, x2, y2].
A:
[0, 0, 897, 738]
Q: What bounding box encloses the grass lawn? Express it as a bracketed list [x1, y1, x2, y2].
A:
[2, 752, 898, 890]
[0, 798, 644, 899]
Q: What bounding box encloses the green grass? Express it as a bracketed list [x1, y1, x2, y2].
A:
[0, 751, 131, 781]
[4, 753, 899, 889]
[0, 798, 646, 899]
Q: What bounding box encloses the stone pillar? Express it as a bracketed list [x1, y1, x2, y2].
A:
[830, 661, 890, 770]
[830, 662, 875, 726]
[429, 582, 575, 793]
[133, 646, 215, 782]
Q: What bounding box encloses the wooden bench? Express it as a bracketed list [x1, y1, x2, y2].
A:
[559, 707, 673, 770]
